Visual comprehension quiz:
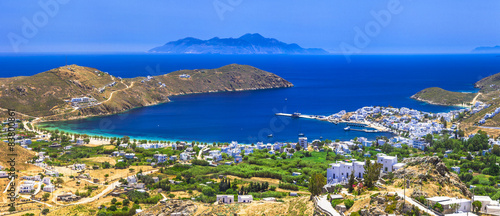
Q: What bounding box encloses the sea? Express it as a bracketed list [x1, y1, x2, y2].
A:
[1, 53, 499, 143]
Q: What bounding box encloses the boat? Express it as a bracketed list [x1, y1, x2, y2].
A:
[298, 133, 304, 137]
[267, 134, 273, 138]
[320, 136, 323, 139]
[344, 126, 350, 131]
[292, 112, 301, 118]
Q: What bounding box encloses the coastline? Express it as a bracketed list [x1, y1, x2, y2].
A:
[410, 97, 471, 108]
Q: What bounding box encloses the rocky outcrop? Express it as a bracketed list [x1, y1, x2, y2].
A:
[137, 200, 197, 216]
[395, 156, 472, 198]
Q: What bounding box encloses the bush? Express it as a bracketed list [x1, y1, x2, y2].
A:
[344, 199, 354, 209]
[108, 205, 117, 211]
[42, 209, 49, 214]
[202, 187, 216, 196]
[433, 203, 444, 212]
[122, 199, 130, 206]
[279, 183, 299, 191]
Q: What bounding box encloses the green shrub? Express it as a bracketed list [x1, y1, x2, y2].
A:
[344, 199, 354, 209]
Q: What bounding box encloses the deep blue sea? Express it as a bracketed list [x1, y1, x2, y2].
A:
[1, 54, 499, 143]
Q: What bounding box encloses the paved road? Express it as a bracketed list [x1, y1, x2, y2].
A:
[198, 147, 208, 159]
[316, 195, 341, 216]
[396, 190, 437, 216]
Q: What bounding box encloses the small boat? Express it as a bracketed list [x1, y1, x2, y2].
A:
[298, 133, 305, 137]
[344, 126, 350, 131]
[267, 134, 273, 138]
[320, 136, 323, 139]
[292, 112, 301, 118]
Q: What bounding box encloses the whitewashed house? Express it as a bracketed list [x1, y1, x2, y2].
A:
[217, 195, 234, 204]
[377, 153, 398, 173]
[238, 195, 253, 203]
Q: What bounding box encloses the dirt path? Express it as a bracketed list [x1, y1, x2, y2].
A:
[471, 92, 482, 105]
[101, 81, 135, 104]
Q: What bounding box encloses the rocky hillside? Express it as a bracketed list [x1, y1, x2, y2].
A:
[0, 64, 293, 121]
[475, 72, 500, 93]
[397, 156, 472, 198]
[410, 87, 476, 106]
[137, 200, 197, 216]
[0, 65, 115, 117]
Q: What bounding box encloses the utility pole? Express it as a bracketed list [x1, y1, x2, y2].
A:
[403, 171, 406, 211]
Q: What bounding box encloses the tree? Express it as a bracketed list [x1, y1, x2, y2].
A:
[308, 173, 326, 197]
[56, 178, 64, 187]
[472, 200, 482, 213]
[42, 209, 49, 214]
[363, 158, 383, 188]
[348, 171, 355, 193]
[449, 203, 460, 213]
[492, 145, 500, 156]
[111, 198, 117, 204]
[123, 199, 130, 206]
[43, 192, 50, 201]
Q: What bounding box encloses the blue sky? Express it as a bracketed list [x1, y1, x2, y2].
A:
[1, 0, 499, 53]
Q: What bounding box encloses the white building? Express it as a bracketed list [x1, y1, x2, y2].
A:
[451, 166, 460, 174]
[426, 196, 471, 214]
[72, 164, 86, 170]
[42, 177, 51, 185]
[327, 161, 366, 184]
[19, 181, 36, 193]
[154, 154, 168, 163]
[299, 137, 308, 150]
[127, 175, 137, 184]
[216, 195, 234, 204]
[473, 196, 500, 214]
[43, 184, 55, 192]
[377, 153, 398, 173]
[238, 195, 253, 203]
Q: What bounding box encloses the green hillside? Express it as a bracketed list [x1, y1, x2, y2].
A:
[0, 64, 293, 120]
[410, 87, 476, 106]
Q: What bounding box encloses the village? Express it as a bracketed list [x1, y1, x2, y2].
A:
[1, 102, 500, 216]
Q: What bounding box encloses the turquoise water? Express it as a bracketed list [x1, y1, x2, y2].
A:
[3, 54, 499, 143]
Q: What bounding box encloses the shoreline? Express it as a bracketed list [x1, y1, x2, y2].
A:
[411, 97, 471, 108]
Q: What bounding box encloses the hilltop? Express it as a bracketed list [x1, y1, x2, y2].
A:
[148, 33, 329, 54]
[410, 87, 476, 106]
[411, 72, 500, 106]
[0, 64, 293, 120]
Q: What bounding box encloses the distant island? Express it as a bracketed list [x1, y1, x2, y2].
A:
[0, 64, 293, 121]
[472, 45, 500, 53]
[148, 33, 329, 54]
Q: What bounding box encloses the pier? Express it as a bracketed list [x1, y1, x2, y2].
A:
[347, 128, 380, 133]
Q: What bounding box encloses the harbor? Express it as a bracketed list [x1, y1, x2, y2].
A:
[275, 112, 390, 133]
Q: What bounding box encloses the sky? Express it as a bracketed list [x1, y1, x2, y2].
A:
[0, 0, 499, 53]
